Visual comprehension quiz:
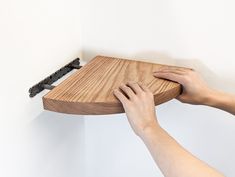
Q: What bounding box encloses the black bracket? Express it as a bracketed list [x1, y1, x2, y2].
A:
[29, 58, 82, 97]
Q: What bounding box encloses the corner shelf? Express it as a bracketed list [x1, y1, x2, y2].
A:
[36, 55, 181, 115]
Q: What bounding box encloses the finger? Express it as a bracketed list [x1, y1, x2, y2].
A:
[119, 84, 136, 99]
[113, 89, 129, 104]
[153, 72, 184, 84]
[137, 82, 151, 92]
[156, 69, 186, 75]
[126, 81, 142, 94]
[161, 65, 190, 70]
[155, 66, 190, 74]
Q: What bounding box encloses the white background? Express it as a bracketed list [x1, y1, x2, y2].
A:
[1, 0, 235, 177]
[0, 0, 84, 176]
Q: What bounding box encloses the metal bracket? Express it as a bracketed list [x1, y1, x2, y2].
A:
[29, 58, 82, 97]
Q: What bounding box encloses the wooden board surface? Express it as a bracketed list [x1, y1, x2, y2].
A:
[43, 56, 181, 115]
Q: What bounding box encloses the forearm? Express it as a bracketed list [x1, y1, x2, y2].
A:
[140, 124, 224, 177]
[113, 81, 227, 177]
[204, 89, 235, 115]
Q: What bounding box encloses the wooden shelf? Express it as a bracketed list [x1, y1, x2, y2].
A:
[43, 56, 181, 115]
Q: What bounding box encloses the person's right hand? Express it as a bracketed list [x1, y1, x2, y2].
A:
[153, 66, 213, 105]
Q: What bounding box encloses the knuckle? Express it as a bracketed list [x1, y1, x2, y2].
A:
[139, 91, 146, 96]
[187, 68, 195, 74]
[126, 101, 134, 107]
[146, 92, 153, 99]
[190, 68, 195, 72]
[132, 96, 139, 102]
[184, 76, 191, 83]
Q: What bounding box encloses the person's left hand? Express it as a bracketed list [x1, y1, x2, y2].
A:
[113, 81, 158, 136]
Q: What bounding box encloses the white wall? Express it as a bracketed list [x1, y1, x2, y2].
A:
[81, 0, 235, 177]
[0, 0, 84, 177]
[1, 0, 235, 177]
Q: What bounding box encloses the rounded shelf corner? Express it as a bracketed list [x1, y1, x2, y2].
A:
[42, 56, 182, 115]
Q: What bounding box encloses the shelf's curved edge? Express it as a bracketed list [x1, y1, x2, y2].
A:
[153, 83, 181, 105]
[43, 98, 125, 115]
[42, 84, 181, 115]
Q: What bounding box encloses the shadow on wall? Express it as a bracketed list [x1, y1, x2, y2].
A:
[81, 49, 235, 93]
[26, 111, 85, 177]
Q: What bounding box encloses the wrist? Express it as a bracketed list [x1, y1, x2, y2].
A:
[206, 89, 235, 115]
[204, 89, 229, 108]
[138, 122, 161, 140]
[201, 88, 220, 106]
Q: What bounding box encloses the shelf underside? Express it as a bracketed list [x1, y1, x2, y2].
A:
[43, 56, 181, 115]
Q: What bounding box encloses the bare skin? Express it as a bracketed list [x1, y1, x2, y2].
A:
[113, 66, 235, 177]
[153, 66, 235, 115]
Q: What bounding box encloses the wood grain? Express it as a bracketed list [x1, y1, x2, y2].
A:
[43, 56, 181, 115]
